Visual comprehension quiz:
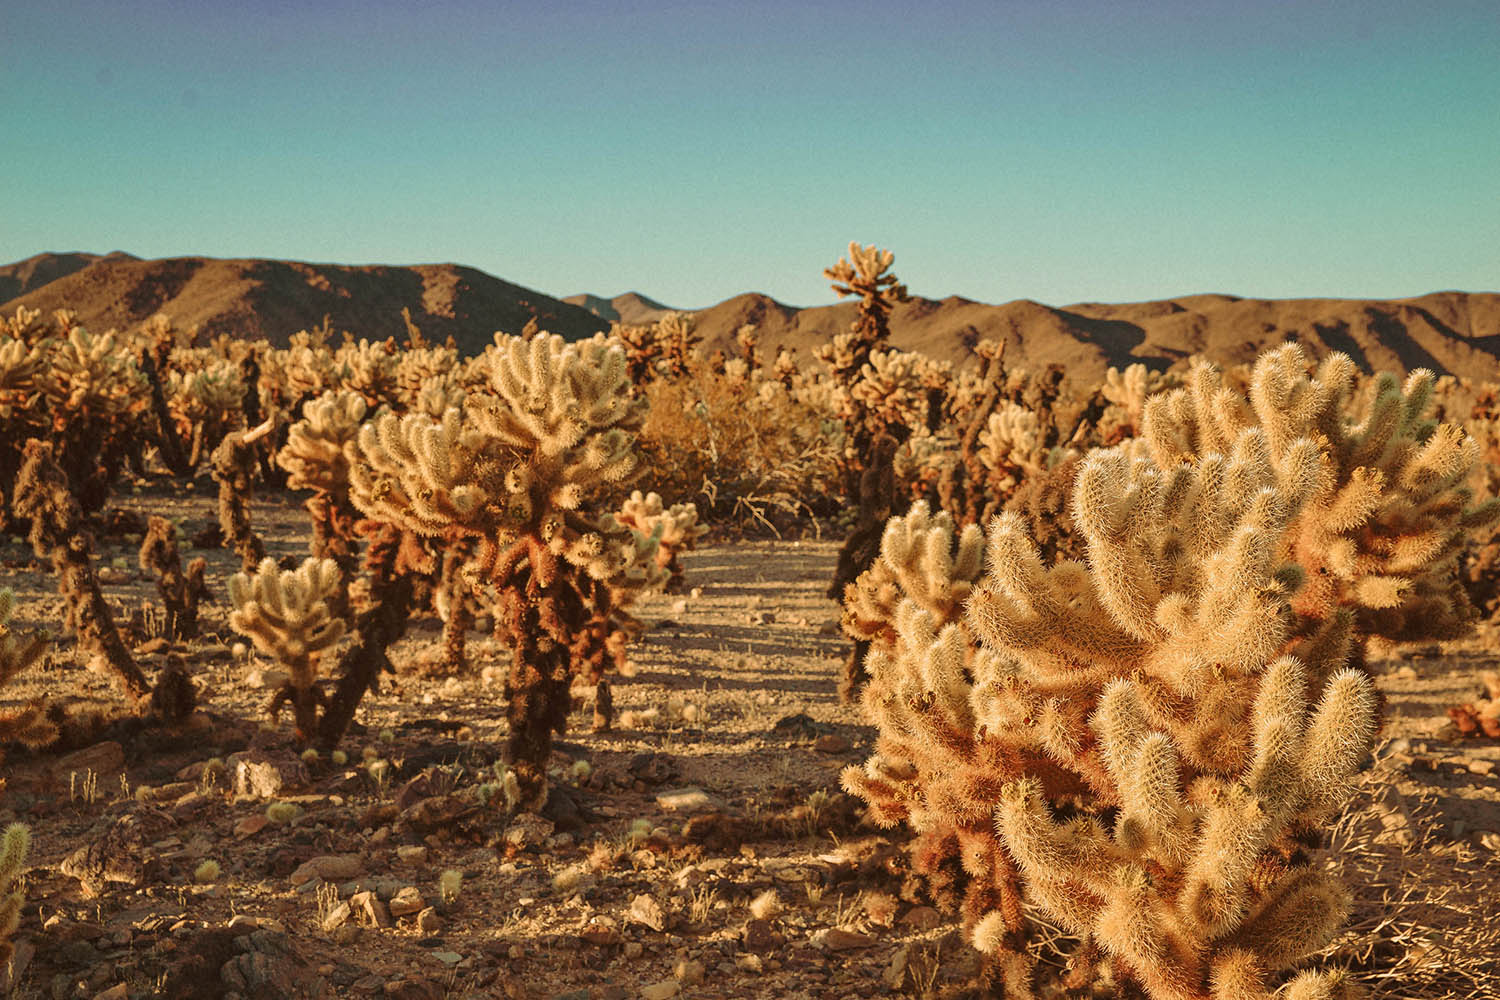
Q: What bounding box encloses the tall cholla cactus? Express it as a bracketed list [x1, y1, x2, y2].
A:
[1143, 345, 1500, 642]
[0, 587, 57, 750]
[843, 431, 1381, 997]
[229, 557, 346, 741]
[350, 332, 653, 807]
[0, 824, 28, 966]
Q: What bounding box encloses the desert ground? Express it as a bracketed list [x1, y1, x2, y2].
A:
[1, 478, 1498, 1000]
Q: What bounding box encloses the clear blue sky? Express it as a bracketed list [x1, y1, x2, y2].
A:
[3, 0, 1497, 308]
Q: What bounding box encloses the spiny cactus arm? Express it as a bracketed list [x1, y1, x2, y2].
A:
[277, 389, 367, 493]
[0, 823, 29, 964]
[347, 408, 511, 538]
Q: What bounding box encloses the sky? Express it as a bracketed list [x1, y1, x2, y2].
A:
[2, 0, 1497, 308]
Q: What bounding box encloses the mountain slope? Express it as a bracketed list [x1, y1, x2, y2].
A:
[562, 291, 677, 325]
[0, 255, 608, 353]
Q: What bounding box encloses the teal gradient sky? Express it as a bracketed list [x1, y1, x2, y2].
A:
[3, 0, 1497, 308]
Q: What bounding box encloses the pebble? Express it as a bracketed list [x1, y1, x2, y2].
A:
[416, 907, 442, 934]
[389, 887, 426, 917]
[655, 787, 718, 812]
[290, 855, 364, 886]
[640, 981, 680, 1000]
[323, 902, 352, 932]
[628, 894, 666, 932]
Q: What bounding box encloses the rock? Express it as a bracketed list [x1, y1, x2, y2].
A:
[416, 907, 442, 934]
[219, 929, 321, 997]
[60, 814, 162, 895]
[230, 751, 309, 800]
[579, 918, 621, 947]
[627, 893, 666, 932]
[350, 891, 391, 928]
[389, 887, 426, 917]
[770, 713, 827, 743]
[1468, 759, 1495, 776]
[234, 814, 269, 839]
[640, 981, 679, 1000]
[52, 741, 126, 783]
[655, 787, 718, 812]
[736, 953, 763, 973]
[137, 637, 170, 655]
[813, 733, 851, 754]
[503, 813, 555, 849]
[92, 986, 128, 1000]
[289, 855, 363, 886]
[622, 941, 644, 959]
[396, 845, 428, 864]
[399, 794, 480, 835]
[673, 959, 705, 986]
[245, 667, 290, 689]
[172, 790, 213, 819]
[812, 927, 875, 950]
[742, 918, 782, 954]
[431, 951, 461, 966]
[627, 752, 677, 785]
[899, 906, 942, 931]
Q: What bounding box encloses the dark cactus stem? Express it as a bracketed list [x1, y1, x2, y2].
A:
[210, 420, 271, 574]
[315, 524, 423, 749]
[138, 348, 194, 478]
[13, 439, 150, 702]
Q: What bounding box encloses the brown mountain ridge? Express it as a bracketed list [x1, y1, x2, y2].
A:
[4, 253, 1498, 383]
[1, 253, 608, 354]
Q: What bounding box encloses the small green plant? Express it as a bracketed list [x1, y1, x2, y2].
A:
[265, 801, 302, 826]
[439, 869, 462, 905]
[193, 859, 221, 884]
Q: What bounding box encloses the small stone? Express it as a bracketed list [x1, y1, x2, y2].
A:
[622, 941, 644, 959]
[655, 787, 718, 812]
[673, 959, 705, 986]
[245, 667, 290, 689]
[351, 891, 391, 928]
[640, 981, 679, 1000]
[290, 855, 364, 886]
[812, 733, 851, 754]
[1468, 759, 1495, 776]
[226, 915, 259, 933]
[736, 953, 763, 973]
[396, 845, 428, 864]
[171, 790, 212, 819]
[137, 637, 169, 655]
[627, 893, 666, 932]
[742, 919, 781, 954]
[899, 906, 942, 931]
[234, 814, 269, 839]
[230, 751, 309, 799]
[416, 907, 442, 934]
[53, 741, 126, 784]
[813, 927, 875, 951]
[389, 886, 426, 917]
[504, 813, 556, 849]
[431, 951, 461, 966]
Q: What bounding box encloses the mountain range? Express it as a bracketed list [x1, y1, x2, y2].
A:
[3, 252, 1498, 383]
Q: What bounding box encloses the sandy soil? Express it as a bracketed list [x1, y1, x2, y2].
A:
[1, 479, 1498, 1000]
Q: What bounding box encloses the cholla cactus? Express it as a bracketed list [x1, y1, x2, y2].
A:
[229, 556, 346, 741]
[0, 588, 56, 750]
[164, 359, 245, 469]
[843, 428, 1381, 997]
[0, 824, 28, 966]
[350, 331, 653, 807]
[613, 311, 701, 383]
[1143, 345, 1500, 642]
[12, 439, 149, 702]
[138, 516, 208, 640]
[333, 338, 401, 409]
[278, 390, 368, 592]
[615, 490, 707, 591]
[211, 419, 273, 573]
[1100, 362, 1177, 440]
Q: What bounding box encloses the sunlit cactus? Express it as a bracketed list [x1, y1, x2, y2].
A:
[843, 411, 1382, 997]
[348, 330, 656, 808]
[1143, 344, 1500, 642]
[229, 556, 347, 741]
[615, 490, 707, 591]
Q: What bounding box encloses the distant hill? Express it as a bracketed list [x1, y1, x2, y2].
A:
[3, 252, 1496, 380]
[562, 291, 677, 325]
[681, 290, 1500, 383]
[0, 251, 136, 303]
[0, 254, 608, 353]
